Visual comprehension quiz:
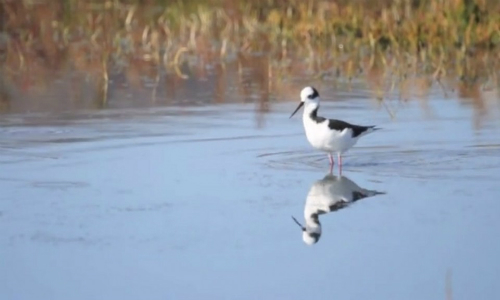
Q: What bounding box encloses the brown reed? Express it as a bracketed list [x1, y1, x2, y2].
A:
[0, 0, 499, 112]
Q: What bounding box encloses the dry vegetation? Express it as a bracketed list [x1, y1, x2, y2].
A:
[0, 0, 499, 112]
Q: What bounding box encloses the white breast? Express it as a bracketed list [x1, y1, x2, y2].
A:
[302, 116, 359, 154]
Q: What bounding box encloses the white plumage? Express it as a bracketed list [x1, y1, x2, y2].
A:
[292, 174, 385, 245]
[290, 86, 379, 174]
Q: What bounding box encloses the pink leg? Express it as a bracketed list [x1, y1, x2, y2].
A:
[338, 153, 343, 175]
[328, 154, 334, 174]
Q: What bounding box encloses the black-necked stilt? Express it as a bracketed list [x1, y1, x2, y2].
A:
[290, 86, 380, 174]
[291, 174, 385, 245]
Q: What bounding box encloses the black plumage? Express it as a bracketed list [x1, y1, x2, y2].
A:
[307, 87, 320, 99]
[309, 108, 376, 138]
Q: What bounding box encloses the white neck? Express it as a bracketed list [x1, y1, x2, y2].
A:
[303, 101, 319, 117]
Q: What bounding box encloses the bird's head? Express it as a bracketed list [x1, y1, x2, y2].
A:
[290, 86, 320, 118]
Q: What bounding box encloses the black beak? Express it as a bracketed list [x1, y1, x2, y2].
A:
[289, 102, 304, 118]
[291, 216, 306, 231]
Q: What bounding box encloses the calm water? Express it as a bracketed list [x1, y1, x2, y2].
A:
[1, 79, 500, 300]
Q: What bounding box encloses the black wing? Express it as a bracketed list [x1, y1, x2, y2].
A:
[327, 119, 376, 138]
[309, 108, 377, 137]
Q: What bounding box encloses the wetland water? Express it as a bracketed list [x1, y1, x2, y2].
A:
[1, 80, 500, 300]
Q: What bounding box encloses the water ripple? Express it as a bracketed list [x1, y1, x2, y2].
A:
[258, 145, 500, 180]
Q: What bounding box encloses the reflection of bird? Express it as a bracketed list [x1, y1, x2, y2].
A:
[290, 86, 380, 174]
[292, 174, 385, 245]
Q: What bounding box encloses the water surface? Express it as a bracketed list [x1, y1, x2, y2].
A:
[1, 83, 500, 300]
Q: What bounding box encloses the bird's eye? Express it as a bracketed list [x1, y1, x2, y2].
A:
[307, 89, 319, 99]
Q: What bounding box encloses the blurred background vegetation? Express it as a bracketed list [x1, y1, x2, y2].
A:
[0, 0, 499, 113]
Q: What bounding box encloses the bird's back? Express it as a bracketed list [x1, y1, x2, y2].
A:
[327, 119, 376, 138]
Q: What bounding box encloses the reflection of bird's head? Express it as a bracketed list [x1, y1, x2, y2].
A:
[292, 216, 322, 246]
[303, 231, 321, 245]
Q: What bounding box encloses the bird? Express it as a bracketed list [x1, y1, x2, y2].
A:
[290, 86, 379, 174]
[291, 174, 385, 245]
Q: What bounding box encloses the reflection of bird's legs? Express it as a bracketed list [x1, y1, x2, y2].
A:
[338, 153, 342, 175]
[328, 153, 334, 174]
